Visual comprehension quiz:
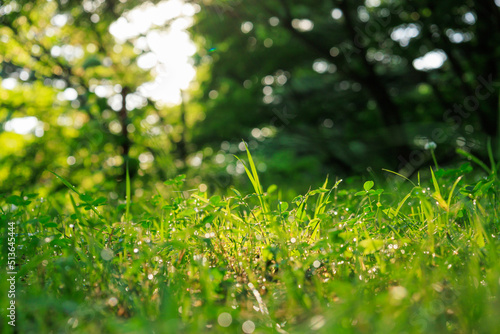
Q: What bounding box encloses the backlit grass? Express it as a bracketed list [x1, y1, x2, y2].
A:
[1, 149, 500, 333]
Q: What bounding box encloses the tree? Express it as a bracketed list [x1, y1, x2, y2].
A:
[187, 0, 499, 181]
[0, 0, 196, 195]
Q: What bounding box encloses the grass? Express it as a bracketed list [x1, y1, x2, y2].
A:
[1, 148, 500, 333]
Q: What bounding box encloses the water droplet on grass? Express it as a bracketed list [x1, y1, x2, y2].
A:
[101, 248, 114, 261]
[242, 320, 255, 333]
[310, 315, 326, 330]
[67, 317, 78, 328]
[108, 297, 118, 306]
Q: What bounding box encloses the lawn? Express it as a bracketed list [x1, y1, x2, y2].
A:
[2, 149, 500, 333]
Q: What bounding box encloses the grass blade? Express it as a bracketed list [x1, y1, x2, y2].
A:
[125, 161, 131, 222]
[487, 137, 496, 175]
[382, 168, 416, 187]
[48, 169, 104, 219]
[430, 167, 448, 212]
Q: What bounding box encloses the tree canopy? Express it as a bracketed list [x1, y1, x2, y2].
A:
[189, 0, 499, 181]
[1, 0, 499, 194]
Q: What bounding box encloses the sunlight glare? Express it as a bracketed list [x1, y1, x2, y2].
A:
[109, 0, 198, 106]
[412, 50, 447, 71]
[391, 24, 420, 47]
[4, 116, 40, 135]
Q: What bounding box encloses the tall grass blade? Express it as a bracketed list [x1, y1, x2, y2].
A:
[235, 142, 269, 216]
[125, 161, 131, 222]
[487, 137, 496, 175]
[48, 170, 104, 219]
[430, 167, 448, 212]
[382, 168, 416, 187]
[446, 176, 463, 223]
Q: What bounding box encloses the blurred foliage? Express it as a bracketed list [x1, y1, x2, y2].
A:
[0, 0, 191, 197]
[188, 0, 500, 185]
[0, 0, 499, 195]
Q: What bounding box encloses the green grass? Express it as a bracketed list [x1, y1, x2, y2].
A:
[1, 149, 500, 333]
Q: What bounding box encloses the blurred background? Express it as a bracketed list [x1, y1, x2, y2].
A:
[0, 0, 499, 198]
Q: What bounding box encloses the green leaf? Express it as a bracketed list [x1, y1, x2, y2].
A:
[231, 188, 242, 198]
[6, 195, 30, 206]
[175, 174, 186, 182]
[79, 194, 93, 202]
[363, 181, 374, 192]
[267, 184, 278, 194]
[179, 208, 197, 216]
[209, 195, 221, 205]
[39, 215, 51, 224]
[278, 201, 289, 212]
[202, 215, 216, 225]
[292, 195, 303, 204]
[82, 56, 101, 69]
[92, 197, 107, 206]
[359, 239, 384, 254]
[456, 148, 491, 174]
